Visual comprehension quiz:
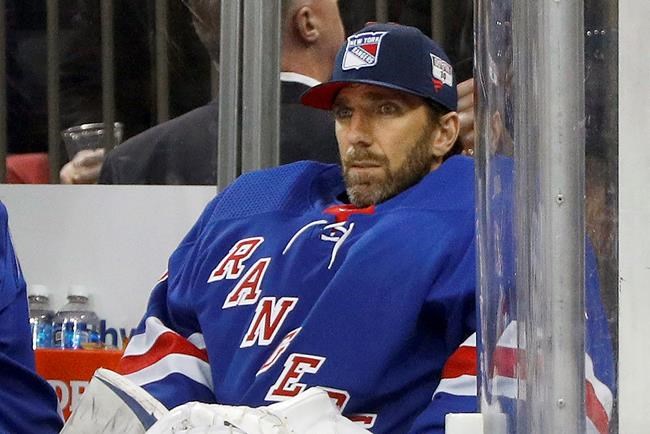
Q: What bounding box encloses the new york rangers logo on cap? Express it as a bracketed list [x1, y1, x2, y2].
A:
[342, 31, 387, 70]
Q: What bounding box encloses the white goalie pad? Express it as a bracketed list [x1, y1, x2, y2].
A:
[147, 387, 372, 434]
[61, 368, 168, 434]
[61, 368, 371, 434]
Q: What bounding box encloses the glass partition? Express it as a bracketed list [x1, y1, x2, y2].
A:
[475, 0, 618, 432]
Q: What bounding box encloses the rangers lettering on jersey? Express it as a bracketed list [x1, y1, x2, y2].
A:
[319, 386, 351, 411]
[348, 414, 378, 429]
[222, 257, 271, 308]
[257, 328, 302, 376]
[240, 297, 298, 348]
[208, 237, 264, 282]
[266, 353, 326, 401]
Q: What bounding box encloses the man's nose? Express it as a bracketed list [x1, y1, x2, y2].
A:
[345, 112, 372, 147]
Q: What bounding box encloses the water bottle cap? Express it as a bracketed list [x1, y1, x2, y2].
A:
[67, 284, 89, 298]
[28, 284, 49, 297]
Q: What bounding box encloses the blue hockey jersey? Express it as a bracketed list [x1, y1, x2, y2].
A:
[118, 157, 477, 433]
[118, 156, 614, 433]
[0, 202, 63, 434]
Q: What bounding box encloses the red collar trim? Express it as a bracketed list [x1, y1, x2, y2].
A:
[324, 204, 376, 222]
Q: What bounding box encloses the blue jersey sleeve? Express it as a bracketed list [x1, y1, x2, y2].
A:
[0, 202, 63, 434]
[408, 236, 479, 434]
[115, 195, 224, 409]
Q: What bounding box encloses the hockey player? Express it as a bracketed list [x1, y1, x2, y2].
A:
[0, 201, 63, 433]
[108, 23, 613, 434]
[114, 23, 470, 433]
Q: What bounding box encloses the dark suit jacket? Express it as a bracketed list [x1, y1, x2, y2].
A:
[98, 80, 338, 185]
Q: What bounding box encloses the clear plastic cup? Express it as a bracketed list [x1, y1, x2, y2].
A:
[61, 122, 124, 159]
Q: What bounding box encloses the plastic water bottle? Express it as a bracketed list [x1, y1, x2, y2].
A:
[28, 284, 54, 349]
[53, 285, 101, 349]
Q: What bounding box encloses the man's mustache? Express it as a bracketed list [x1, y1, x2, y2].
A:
[342, 148, 388, 167]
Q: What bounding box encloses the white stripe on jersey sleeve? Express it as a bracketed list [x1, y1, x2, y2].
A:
[461, 332, 477, 347]
[125, 317, 205, 357]
[434, 375, 477, 397]
[123, 353, 214, 392]
[188, 332, 207, 350]
[125, 317, 174, 357]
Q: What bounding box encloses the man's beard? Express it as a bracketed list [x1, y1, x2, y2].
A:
[342, 132, 435, 208]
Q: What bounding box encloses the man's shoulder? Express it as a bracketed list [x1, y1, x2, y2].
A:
[117, 102, 217, 152]
[206, 162, 342, 221]
[394, 155, 476, 213]
[100, 102, 218, 184]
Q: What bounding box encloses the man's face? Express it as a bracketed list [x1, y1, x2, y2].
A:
[333, 84, 438, 208]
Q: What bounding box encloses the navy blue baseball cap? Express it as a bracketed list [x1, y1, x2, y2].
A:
[301, 23, 457, 112]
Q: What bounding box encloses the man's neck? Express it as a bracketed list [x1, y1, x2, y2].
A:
[281, 47, 329, 83]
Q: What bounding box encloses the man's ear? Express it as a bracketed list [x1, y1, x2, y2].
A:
[293, 6, 319, 43]
[431, 112, 461, 158]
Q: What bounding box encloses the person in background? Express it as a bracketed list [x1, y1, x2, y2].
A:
[0, 201, 63, 433]
[55, 0, 211, 184]
[61, 0, 345, 185]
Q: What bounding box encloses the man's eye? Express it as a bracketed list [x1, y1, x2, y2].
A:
[378, 103, 398, 115]
[333, 107, 352, 119]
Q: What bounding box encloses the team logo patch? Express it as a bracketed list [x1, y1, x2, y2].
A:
[431, 54, 453, 92]
[342, 31, 387, 70]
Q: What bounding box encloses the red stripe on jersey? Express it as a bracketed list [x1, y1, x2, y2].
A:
[441, 345, 477, 379]
[492, 346, 522, 378]
[586, 380, 609, 434]
[116, 331, 209, 375]
[452, 347, 609, 432]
